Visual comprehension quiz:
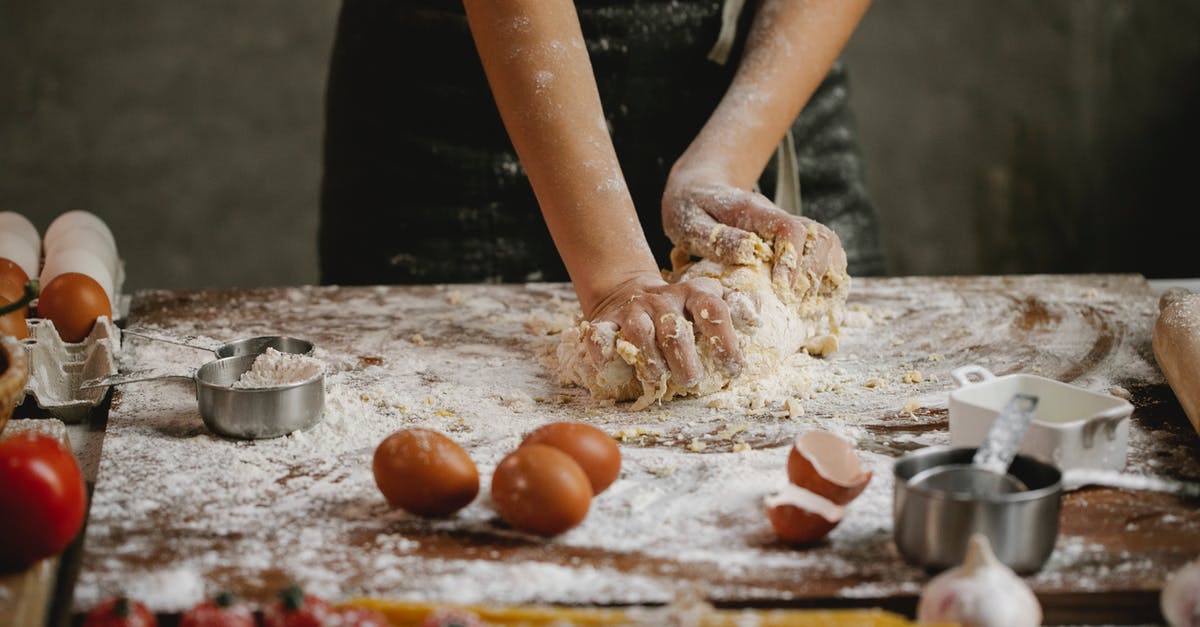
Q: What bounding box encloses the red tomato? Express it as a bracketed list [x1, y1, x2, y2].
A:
[180, 592, 256, 627]
[329, 607, 390, 626]
[262, 585, 334, 627]
[0, 432, 87, 571]
[82, 596, 158, 627]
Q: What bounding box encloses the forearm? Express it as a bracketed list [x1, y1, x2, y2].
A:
[677, 0, 871, 187]
[463, 0, 659, 316]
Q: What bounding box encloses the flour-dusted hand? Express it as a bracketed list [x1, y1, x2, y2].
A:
[586, 273, 745, 392]
[662, 170, 847, 298]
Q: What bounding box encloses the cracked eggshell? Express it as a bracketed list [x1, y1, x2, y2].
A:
[787, 429, 872, 505]
[764, 483, 845, 544]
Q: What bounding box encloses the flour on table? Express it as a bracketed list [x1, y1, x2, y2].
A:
[555, 248, 848, 410]
[232, 348, 324, 388]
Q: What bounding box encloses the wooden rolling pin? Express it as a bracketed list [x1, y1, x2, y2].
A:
[1153, 289, 1200, 435]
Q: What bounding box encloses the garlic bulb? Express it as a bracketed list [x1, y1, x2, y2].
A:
[917, 534, 1042, 627]
[1162, 558, 1200, 627]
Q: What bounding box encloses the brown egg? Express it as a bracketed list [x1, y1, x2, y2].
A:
[491, 444, 591, 537]
[373, 428, 479, 517]
[35, 272, 112, 343]
[0, 258, 30, 339]
[521, 422, 621, 494]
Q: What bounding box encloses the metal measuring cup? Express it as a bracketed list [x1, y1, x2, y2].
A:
[122, 328, 315, 359]
[82, 332, 323, 440]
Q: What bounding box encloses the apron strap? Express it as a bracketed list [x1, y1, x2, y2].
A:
[707, 0, 748, 65]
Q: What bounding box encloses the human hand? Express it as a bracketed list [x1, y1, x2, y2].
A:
[584, 273, 745, 391]
[662, 169, 847, 297]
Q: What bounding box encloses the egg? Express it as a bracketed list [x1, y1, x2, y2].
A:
[0, 255, 30, 293]
[43, 210, 116, 253]
[39, 248, 115, 306]
[35, 272, 112, 343]
[43, 226, 119, 278]
[491, 443, 592, 537]
[0, 260, 30, 340]
[521, 422, 621, 495]
[0, 212, 40, 253]
[372, 428, 479, 517]
[0, 232, 38, 279]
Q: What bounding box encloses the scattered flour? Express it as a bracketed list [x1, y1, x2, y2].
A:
[72, 277, 1191, 612]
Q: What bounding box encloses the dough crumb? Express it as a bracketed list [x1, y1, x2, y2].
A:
[409, 334, 426, 346]
[732, 440, 752, 454]
[901, 398, 922, 414]
[903, 370, 924, 384]
[804, 334, 839, 357]
[785, 397, 805, 419]
[687, 438, 708, 452]
[864, 377, 885, 389]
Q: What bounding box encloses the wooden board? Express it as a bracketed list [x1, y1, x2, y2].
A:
[73, 276, 1200, 624]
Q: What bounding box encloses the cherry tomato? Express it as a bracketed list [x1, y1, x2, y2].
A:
[180, 592, 255, 627]
[0, 432, 87, 572]
[262, 584, 334, 627]
[330, 606, 390, 626]
[82, 596, 158, 627]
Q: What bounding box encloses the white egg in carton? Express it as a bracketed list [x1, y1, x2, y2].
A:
[20, 315, 122, 422]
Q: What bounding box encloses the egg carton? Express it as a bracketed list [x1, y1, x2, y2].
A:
[20, 315, 121, 422]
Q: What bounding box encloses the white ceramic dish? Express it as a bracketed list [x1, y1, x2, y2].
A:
[949, 365, 1133, 471]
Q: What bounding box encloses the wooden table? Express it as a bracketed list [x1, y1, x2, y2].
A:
[63, 275, 1200, 624]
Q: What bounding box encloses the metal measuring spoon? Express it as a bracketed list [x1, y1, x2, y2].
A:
[909, 393, 1040, 497]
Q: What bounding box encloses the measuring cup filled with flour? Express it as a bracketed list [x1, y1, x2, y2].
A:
[196, 348, 326, 439]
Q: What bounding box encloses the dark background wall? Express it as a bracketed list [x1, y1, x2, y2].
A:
[1, 1, 1197, 291]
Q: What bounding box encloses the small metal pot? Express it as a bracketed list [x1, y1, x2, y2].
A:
[194, 355, 324, 440]
[893, 446, 1062, 573]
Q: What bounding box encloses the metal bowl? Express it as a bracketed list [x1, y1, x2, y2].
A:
[213, 336, 315, 359]
[893, 446, 1062, 573]
[194, 354, 324, 440]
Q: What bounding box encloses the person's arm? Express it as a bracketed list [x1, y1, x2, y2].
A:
[464, 0, 744, 386]
[664, 0, 868, 293]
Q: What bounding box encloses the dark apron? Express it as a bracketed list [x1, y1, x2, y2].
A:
[320, 0, 885, 285]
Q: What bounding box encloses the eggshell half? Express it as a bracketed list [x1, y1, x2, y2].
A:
[787, 430, 872, 505]
[764, 483, 845, 544]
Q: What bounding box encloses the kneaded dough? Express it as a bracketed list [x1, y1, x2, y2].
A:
[555, 248, 849, 409]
